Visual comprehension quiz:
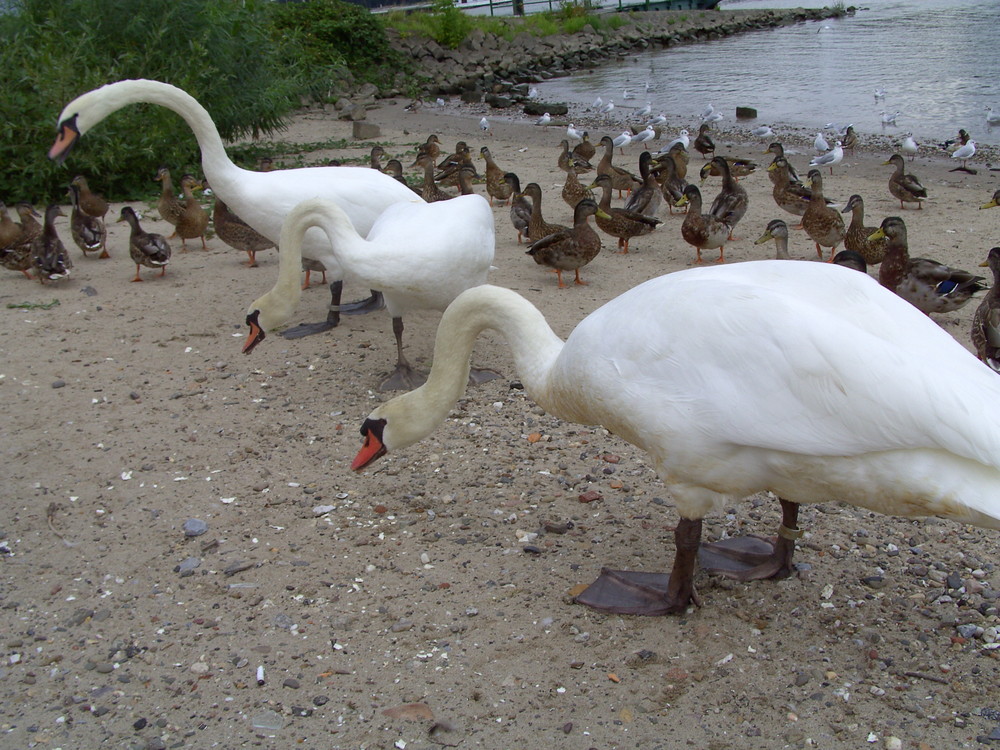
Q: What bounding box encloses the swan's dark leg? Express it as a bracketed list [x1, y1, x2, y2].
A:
[339, 290, 386, 316]
[280, 280, 342, 339]
[574, 518, 703, 616]
[379, 316, 426, 392]
[698, 498, 800, 581]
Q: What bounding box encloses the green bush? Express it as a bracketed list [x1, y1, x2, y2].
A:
[0, 0, 300, 202]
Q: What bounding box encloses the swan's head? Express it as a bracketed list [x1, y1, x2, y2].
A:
[353, 385, 452, 471]
[48, 84, 117, 163]
[243, 291, 295, 355]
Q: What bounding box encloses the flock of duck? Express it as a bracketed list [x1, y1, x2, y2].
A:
[25, 78, 1000, 617]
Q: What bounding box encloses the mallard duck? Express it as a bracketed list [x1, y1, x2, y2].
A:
[972, 247, 1000, 371]
[526, 198, 606, 287]
[693, 123, 715, 159]
[557, 139, 593, 174]
[521, 182, 568, 242]
[30, 205, 72, 283]
[479, 146, 512, 206]
[1, 203, 42, 279]
[980, 189, 999, 210]
[833, 250, 869, 273]
[561, 168, 594, 209]
[455, 165, 477, 197]
[840, 194, 886, 266]
[870, 216, 985, 314]
[243, 195, 496, 392]
[416, 153, 454, 203]
[301, 258, 327, 290]
[841, 125, 858, 152]
[411, 134, 441, 167]
[435, 141, 476, 186]
[156, 168, 209, 250]
[155, 166, 184, 226]
[623, 151, 662, 218]
[70, 175, 108, 220]
[369, 145, 386, 171]
[653, 152, 688, 214]
[676, 183, 731, 264]
[384, 159, 421, 195]
[754, 218, 795, 260]
[572, 132, 596, 162]
[50, 79, 421, 335]
[504, 173, 532, 244]
[67, 183, 108, 258]
[801, 170, 845, 261]
[118, 206, 171, 282]
[659, 141, 689, 182]
[764, 142, 801, 186]
[352, 265, 1000, 617]
[0, 201, 24, 251]
[704, 156, 748, 240]
[884, 153, 927, 209]
[596, 136, 641, 198]
[590, 173, 661, 253]
[699, 155, 756, 180]
[767, 157, 819, 226]
[213, 196, 275, 267]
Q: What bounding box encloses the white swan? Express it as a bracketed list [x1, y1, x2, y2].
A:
[244, 195, 496, 391]
[353, 263, 1000, 615]
[48, 79, 423, 330]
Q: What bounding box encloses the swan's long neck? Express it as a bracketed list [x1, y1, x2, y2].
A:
[71, 79, 239, 186]
[374, 286, 565, 450]
[250, 199, 366, 329]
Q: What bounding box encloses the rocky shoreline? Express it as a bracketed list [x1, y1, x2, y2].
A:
[387, 7, 847, 104]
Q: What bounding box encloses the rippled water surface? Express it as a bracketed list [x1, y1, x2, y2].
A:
[533, 0, 1000, 147]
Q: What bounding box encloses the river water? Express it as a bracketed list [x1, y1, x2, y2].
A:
[532, 0, 1000, 149]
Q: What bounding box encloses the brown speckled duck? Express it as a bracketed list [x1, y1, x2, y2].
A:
[0, 201, 23, 251]
[972, 247, 1000, 371]
[840, 194, 886, 267]
[562, 168, 594, 210]
[870, 216, 984, 315]
[416, 153, 454, 203]
[1, 203, 42, 279]
[480, 146, 512, 206]
[572, 132, 596, 162]
[213, 196, 276, 267]
[505, 173, 532, 244]
[801, 170, 845, 261]
[526, 198, 606, 288]
[119, 206, 171, 282]
[764, 142, 801, 186]
[693, 123, 715, 159]
[31, 204, 73, 283]
[522, 182, 568, 242]
[623, 151, 662, 218]
[884, 153, 927, 210]
[676, 184, 730, 264]
[597, 136, 641, 198]
[70, 175, 109, 220]
[67, 183, 108, 258]
[557, 139, 593, 175]
[591, 173, 661, 254]
[704, 156, 748, 240]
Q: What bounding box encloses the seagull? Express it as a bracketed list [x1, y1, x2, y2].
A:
[536, 112, 551, 126]
[528, 86, 540, 99]
[566, 123, 584, 141]
[622, 88, 635, 100]
[435, 97, 446, 107]
[630, 125, 656, 149]
[592, 96, 603, 110]
[900, 133, 919, 160]
[700, 103, 714, 120]
[874, 88, 887, 100]
[702, 111, 724, 126]
[986, 106, 1000, 126]
[952, 140, 976, 168]
[646, 113, 667, 127]
[809, 140, 843, 175]
[825, 122, 852, 135]
[660, 128, 690, 153]
[612, 130, 632, 153]
[880, 110, 900, 126]
[751, 124, 775, 139]
[636, 101, 652, 119]
[479, 117, 491, 136]
[600, 100, 615, 118]
[814, 132, 830, 153]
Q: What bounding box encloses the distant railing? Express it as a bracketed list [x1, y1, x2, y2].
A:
[372, 0, 717, 17]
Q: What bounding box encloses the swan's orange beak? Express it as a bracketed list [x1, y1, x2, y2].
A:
[243, 310, 265, 354]
[48, 116, 80, 164]
[352, 418, 387, 470]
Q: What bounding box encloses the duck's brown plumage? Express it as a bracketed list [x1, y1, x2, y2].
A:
[972, 247, 1000, 371]
[597, 136, 641, 198]
[119, 206, 171, 282]
[31, 204, 73, 284]
[213, 197, 275, 267]
[505, 172, 532, 244]
[416, 153, 454, 203]
[70, 175, 109, 220]
[840, 194, 886, 266]
[562, 168, 594, 209]
[693, 123, 715, 159]
[521, 182, 568, 242]
[764, 142, 801, 186]
[572, 132, 596, 162]
[704, 156, 748, 239]
[872, 216, 985, 315]
[480, 146, 512, 206]
[557, 139, 593, 175]
[801, 169, 845, 261]
[67, 184, 108, 258]
[590, 173, 661, 253]
[676, 183, 730, 264]
[1, 203, 42, 278]
[526, 198, 604, 288]
[884, 153, 928, 209]
[623, 151, 662, 218]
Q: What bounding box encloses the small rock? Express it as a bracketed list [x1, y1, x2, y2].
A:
[133, 717, 147, 731]
[182, 519, 208, 537]
[578, 490, 602, 504]
[51, 380, 65, 389]
[312, 695, 329, 706]
[283, 678, 300, 689]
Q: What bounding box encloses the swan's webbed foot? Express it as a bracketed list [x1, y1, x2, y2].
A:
[280, 315, 339, 340]
[468, 366, 502, 386]
[574, 569, 698, 615]
[698, 534, 796, 581]
[379, 363, 427, 392]
[338, 290, 385, 316]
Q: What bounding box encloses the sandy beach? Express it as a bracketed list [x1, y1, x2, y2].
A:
[2, 95, 1000, 749]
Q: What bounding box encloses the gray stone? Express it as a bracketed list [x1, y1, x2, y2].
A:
[352, 120, 380, 140]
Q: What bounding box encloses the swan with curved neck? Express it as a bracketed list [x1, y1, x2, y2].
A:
[244, 194, 496, 390]
[49, 79, 423, 329]
[354, 264, 1000, 615]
